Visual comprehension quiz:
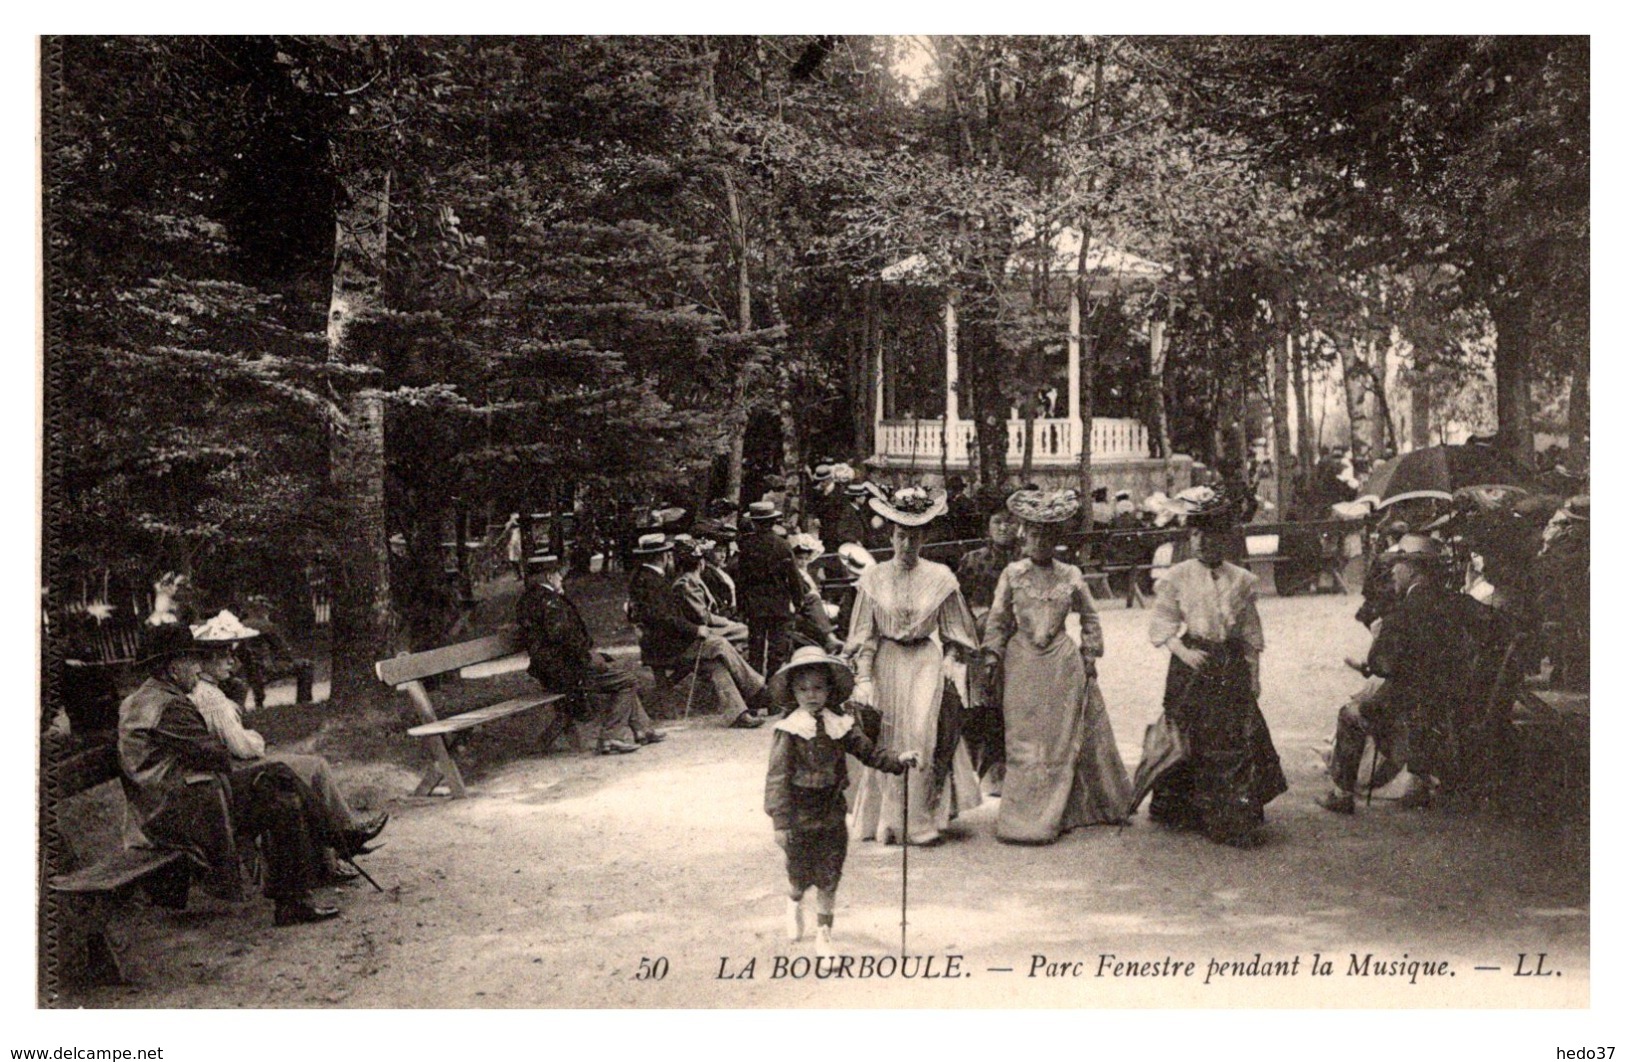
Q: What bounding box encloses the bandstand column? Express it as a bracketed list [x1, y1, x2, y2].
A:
[944, 296, 960, 462]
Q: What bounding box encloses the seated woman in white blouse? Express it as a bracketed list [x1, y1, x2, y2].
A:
[190, 613, 386, 865]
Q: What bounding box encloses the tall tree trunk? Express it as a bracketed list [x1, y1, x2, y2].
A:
[326, 168, 397, 717]
[1411, 370, 1433, 450]
[966, 316, 1008, 492]
[1336, 339, 1364, 455]
[1370, 337, 1397, 458]
[1072, 50, 1105, 529]
[780, 396, 802, 528]
[1568, 346, 1589, 470]
[1487, 287, 1537, 467]
[1292, 328, 1317, 473]
[1270, 305, 1296, 520]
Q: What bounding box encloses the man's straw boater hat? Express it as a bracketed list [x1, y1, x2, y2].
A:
[631, 533, 673, 555]
[524, 552, 563, 572]
[1383, 533, 1446, 561]
[869, 485, 947, 527]
[1006, 488, 1081, 524]
[767, 645, 856, 705]
[746, 500, 782, 521]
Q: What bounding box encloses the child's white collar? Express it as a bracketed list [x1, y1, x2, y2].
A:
[774, 707, 854, 739]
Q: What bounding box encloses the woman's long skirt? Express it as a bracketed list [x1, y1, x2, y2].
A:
[996, 636, 1131, 843]
[1149, 639, 1288, 845]
[849, 639, 981, 844]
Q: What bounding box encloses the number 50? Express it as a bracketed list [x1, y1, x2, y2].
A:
[635, 956, 669, 981]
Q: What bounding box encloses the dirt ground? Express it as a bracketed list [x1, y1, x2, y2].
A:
[52, 594, 1588, 1009]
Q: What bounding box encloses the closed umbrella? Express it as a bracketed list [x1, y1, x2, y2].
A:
[1125, 713, 1187, 816]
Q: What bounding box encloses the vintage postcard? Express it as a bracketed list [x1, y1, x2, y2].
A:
[31, 32, 1589, 1044]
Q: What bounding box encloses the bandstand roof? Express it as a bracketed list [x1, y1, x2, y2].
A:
[881, 225, 1174, 297]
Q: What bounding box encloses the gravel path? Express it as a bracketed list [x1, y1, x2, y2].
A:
[65, 595, 1587, 1009]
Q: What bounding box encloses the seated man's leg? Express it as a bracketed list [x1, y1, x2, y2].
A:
[584, 657, 649, 750]
[690, 635, 760, 724]
[263, 751, 361, 838]
[1328, 702, 1372, 796]
[228, 762, 334, 923]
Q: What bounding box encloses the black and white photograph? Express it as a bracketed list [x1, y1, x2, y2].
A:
[27, 29, 1592, 1035]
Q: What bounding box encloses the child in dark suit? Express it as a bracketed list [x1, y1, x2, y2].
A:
[764, 647, 919, 956]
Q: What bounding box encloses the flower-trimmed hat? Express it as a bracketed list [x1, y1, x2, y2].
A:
[869, 484, 947, 527]
[1006, 488, 1081, 524]
[767, 645, 856, 705]
[190, 610, 262, 646]
[1179, 484, 1238, 529]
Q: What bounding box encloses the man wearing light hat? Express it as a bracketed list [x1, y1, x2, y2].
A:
[118, 623, 339, 926]
[516, 552, 664, 755]
[627, 533, 769, 728]
[1317, 533, 1483, 813]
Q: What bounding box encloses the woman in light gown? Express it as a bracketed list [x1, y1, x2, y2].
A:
[982, 489, 1131, 843]
[846, 486, 982, 846]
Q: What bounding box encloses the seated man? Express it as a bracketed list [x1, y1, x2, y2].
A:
[514, 553, 664, 755]
[187, 611, 386, 877]
[672, 539, 750, 649]
[627, 533, 769, 728]
[1318, 535, 1480, 813]
[118, 623, 341, 926]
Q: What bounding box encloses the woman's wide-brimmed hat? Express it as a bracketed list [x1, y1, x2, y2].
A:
[631, 533, 673, 555]
[869, 485, 947, 527]
[1006, 488, 1081, 525]
[767, 645, 856, 705]
[190, 610, 262, 646]
[137, 621, 207, 666]
[1179, 484, 1238, 529]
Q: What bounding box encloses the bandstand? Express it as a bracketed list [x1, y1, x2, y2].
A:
[868, 227, 1194, 499]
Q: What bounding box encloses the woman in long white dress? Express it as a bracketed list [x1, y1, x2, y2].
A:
[983, 490, 1131, 843]
[846, 486, 982, 846]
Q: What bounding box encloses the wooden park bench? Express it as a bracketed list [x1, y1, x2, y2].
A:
[1240, 520, 1352, 597]
[42, 733, 231, 988]
[375, 630, 588, 799]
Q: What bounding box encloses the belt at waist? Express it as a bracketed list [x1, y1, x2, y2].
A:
[880, 634, 932, 647]
[1181, 634, 1245, 653]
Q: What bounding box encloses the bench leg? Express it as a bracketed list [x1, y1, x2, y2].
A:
[1254, 562, 1279, 597]
[416, 735, 468, 798]
[53, 893, 128, 988]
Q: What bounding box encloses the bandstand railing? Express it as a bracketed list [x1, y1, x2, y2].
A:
[876, 417, 1149, 464]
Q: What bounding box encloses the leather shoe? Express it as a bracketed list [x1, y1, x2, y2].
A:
[598, 739, 640, 755]
[342, 811, 388, 856]
[1316, 790, 1356, 815]
[1396, 782, 1433, 810]
[729, 713, 766, 729]
[317, 862, 362, 887]
[274, 897, 341, 927]
[635, 729, 667, 745]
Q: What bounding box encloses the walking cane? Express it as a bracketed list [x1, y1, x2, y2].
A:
[900, 762, 910, 958]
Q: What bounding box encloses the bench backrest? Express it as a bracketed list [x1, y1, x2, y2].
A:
[374, 630, 523, 687]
